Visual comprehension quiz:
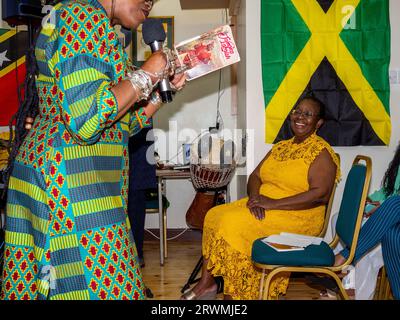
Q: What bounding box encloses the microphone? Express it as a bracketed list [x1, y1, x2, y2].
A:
[142, 18, 173, 103]
[120, 27, 132, 49]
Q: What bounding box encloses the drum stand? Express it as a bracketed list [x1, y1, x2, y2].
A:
[181, 186, 227, 294]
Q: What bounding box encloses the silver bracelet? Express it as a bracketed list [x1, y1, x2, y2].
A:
[149, 91, 162, 107]
[126, 70, 154, 101]
[163, 47, 177, 75]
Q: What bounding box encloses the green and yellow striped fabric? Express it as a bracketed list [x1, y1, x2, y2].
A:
[261, 0, 391, 146]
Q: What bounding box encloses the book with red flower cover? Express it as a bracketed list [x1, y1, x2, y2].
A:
[174, 25, 241, 81]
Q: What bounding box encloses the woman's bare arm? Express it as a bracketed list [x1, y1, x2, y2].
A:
[248, 149, 337, 211]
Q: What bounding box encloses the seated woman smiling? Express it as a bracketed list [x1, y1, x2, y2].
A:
[181, 95, 341, 300]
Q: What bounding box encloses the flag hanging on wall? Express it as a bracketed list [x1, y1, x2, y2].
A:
[261, 0, 391, 146]
[0, 28, 28, 127]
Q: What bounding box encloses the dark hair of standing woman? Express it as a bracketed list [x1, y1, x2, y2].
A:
[1, 41, 40, 200]
[1, 2, 66, 200]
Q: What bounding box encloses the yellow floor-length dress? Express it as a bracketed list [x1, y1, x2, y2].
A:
[202, 133, 340, 300]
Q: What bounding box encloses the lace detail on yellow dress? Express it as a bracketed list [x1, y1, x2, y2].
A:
[271, 133, 341, 182]
[203, 226, 289, 300]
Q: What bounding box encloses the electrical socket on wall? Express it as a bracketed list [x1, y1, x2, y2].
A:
[389, 69, 400, 85]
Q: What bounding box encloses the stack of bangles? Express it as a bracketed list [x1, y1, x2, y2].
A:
[126, 48, 182, 108]
[126, 69, 156, 102]
[126, 70, 162, 110]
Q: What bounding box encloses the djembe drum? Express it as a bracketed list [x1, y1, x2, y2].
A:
[182, 133, 236, 293]
[185, 133, 236, 230]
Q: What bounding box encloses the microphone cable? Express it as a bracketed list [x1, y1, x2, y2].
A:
[213, 8, 230, 132]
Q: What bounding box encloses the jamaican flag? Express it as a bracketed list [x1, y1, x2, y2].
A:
[261, 0, 391, 146]
[0, 28, 28, 126]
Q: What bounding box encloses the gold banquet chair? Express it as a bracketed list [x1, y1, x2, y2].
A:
[317, 153, 340, 238]
[376, 267, 394, 300]
[251, 155, 371, 300]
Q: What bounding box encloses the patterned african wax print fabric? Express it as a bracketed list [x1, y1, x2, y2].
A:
[1, 0, 150, 300]
[202, 133, 340, 299]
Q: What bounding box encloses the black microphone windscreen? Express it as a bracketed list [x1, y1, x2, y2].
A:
[142, 19, 166, 44]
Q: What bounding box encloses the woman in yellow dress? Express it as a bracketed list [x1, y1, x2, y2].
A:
[182, 96, 340, 300]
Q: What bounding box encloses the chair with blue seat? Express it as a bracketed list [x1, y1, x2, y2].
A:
[251, 155, 371, 300]
[316, 153, 340, 238]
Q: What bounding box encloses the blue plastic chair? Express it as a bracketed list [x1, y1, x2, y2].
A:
[251, 155, 371, 300]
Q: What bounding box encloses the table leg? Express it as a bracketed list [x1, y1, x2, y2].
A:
[226, 184, 231, 203]
[158, 176, 164, 266]
[163, 208, 167, 259]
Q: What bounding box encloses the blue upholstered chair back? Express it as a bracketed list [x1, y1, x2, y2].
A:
[335, 164, 367, 248]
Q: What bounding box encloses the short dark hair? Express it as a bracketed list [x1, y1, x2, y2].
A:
[296, 95, 326, 120]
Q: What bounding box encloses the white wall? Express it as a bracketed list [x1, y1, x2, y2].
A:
[241, 0, 400, 241]
[235, 0, 248, 199]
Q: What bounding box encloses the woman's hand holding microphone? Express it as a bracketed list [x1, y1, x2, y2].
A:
[127, 49, 187, 116]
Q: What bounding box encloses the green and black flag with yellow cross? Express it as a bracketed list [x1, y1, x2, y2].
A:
[261, 0, 391, 146]
[0, 28, 28, 126]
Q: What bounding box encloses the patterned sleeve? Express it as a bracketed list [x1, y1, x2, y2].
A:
[306, 136, 341, 183]
[129, 107, 152, 137]
[326, 146, 341, 183]
[368, 188, 387, 203]
[125, 55, 152, 136]
[50, 3, 119, 145]
[369, 167, 400, 202]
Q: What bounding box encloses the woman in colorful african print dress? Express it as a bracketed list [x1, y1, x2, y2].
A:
[181, 96, 340, 300]
[1, 0, 186, 300]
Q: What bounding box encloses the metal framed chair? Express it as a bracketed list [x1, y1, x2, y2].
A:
[252, 155, 371, 300]
[145, 190, 169, 261]
[317, 153, 340, 238]
[376, 267, 394, 300]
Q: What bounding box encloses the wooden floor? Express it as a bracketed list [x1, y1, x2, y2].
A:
[141, 239, 324, 300]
